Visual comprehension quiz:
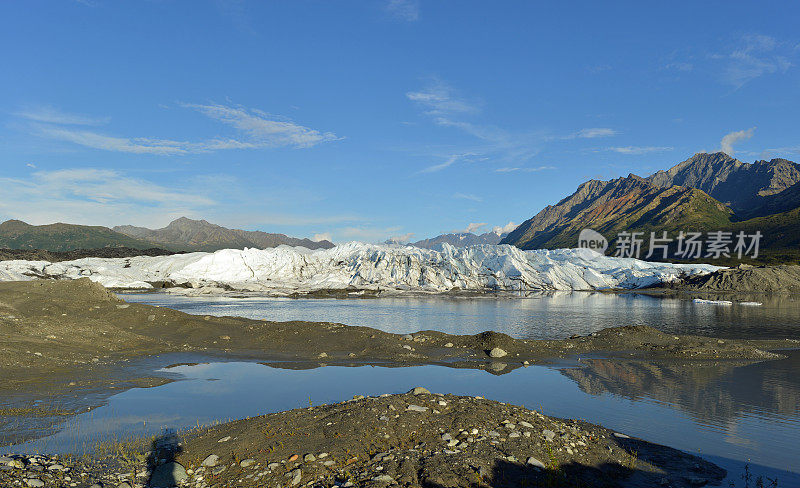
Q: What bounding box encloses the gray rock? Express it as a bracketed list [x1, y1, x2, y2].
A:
[201, 454, 219, 467]
[117, 483, 132, 488]
[323, 460, 335, 466]
[519, 421, 534, 428]
[211, 466, 226, 475]
[526, 457, 545, 469]
[88, 482, 103, 488]
[542, 429, 555, 441]
[372, 474, 395, 483]
[267, 462, 281, 470]
[149, 462, 187, 487]
[290, 468, 302, 485]
[303, 454, 316, 462]
[217, 436, 231, 443]
[489, 347, 508, 358]
[409, 386, 430, 395]
[240, 459, 256, 467]
[0, 456, 12, 465]
[8, 459, 25, 469]
[24, 479, 44, 488]
[406, 404, 429, 412]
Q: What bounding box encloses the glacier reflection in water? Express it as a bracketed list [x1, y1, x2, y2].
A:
[122, 291, 800, 340]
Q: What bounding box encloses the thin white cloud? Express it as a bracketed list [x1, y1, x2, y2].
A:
[461, 222, 487, 234]
[567, 128, 618, 139]
[312, 232, 332, 242]
[35, 125, 192, 155]
[662, 62, 693, 72]
[23, 103, 340, 155]
[419, 153, 474, 174]
[17, 106, 110, 126]
[385, 0, 419, 21]
[406, 80, 476, 116]
[494, 165, 555, 173]
[492, 221, 518, 235]
[26, 163, 37, 169]
[607, 146, 674, 155]
[386, 232, 416, 244]
[717, 34, 793, 89]
[183, 103, 341, 149]
[0, 168, 215, 227]
[453, 192, 483, 202]
[720, 127, 756, 156]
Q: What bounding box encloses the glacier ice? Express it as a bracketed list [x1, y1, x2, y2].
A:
[0, 242, 720, 294]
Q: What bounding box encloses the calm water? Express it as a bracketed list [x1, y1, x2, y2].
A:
[122, 291, 800, 340]
[10, 293, 800, 485]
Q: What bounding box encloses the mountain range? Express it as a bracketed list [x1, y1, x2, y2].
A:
[501, 152, 800, 264]
[113, 217, 334, 252]
[0, 217, 333, 253]
[411, 231, 505, 250]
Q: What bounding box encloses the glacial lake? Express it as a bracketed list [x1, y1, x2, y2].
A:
[11, 292, 800, 485]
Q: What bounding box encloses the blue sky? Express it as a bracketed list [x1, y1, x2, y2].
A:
[1, 1, 799, 243]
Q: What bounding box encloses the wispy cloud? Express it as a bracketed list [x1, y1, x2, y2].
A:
[406, 80, 476, 116]
[492, 221, 517, 235]
[715, 34, 793, 89]
[494, 165, 555, 173]
[419, 153, 477, 173]
[460, 222, 487, 234]
[21, 103, 340, 155]
[720, 127, 756, 156]
[312, 232, 332, 242]
[0, 168, 215, 227]
[606, 146, 673, 155]
[385, 232, 416, 244]
[385, 0, 419, 21]
[17, 106, 110, 126]
[453, 192, 483, 202]
[183, 103, 341, 149]
[662, 62, 693, 72]
[565, 128, 618, 139]
[34, 125, 194, 155]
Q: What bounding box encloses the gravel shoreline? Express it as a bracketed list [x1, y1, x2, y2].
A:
[1, 390, 726, 488]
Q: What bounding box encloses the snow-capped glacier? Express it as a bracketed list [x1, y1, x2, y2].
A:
[0, 242, 720, 294]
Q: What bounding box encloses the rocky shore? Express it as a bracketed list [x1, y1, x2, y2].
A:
[0, 390, 726, 488]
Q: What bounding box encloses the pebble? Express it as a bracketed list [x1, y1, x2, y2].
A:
[303, 454, 316, 462]
[526, 457, 546, 469]
[267, 463, 281, 470]
[24, 479, 44, 488]
[318, 452, 328, 458]
[613, 432, 630, 439]
[288, 454, 299, 462]
[410, 386, 430, 395]
[240, 459, 255, 467]
[542, 429, 555, 441]
[323, 460, 335, 466]
[489, 347, 508, 358]
[201, 454, 219, 467]
[217, 436, 231, 442]
[444, 342, 454, 347]
[117, 483, 132, 488]
[519, 421, 534, 428]
[407, 404, 429, 412]
[372, 474, 395, 483]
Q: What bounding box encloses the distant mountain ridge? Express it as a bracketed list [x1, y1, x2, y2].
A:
[501, 152, 800, 264]
[0, 217, 333, 254]
[412, 231, 505, 250]
[0, 220, 155, 252]
[114, 217, 334, 252]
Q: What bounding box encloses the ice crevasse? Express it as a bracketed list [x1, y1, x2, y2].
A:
[0, 242, 720, 293]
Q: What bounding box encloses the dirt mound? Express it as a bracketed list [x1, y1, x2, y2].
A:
[667, 264, 800, 293]
[164, 391, 725, 488]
